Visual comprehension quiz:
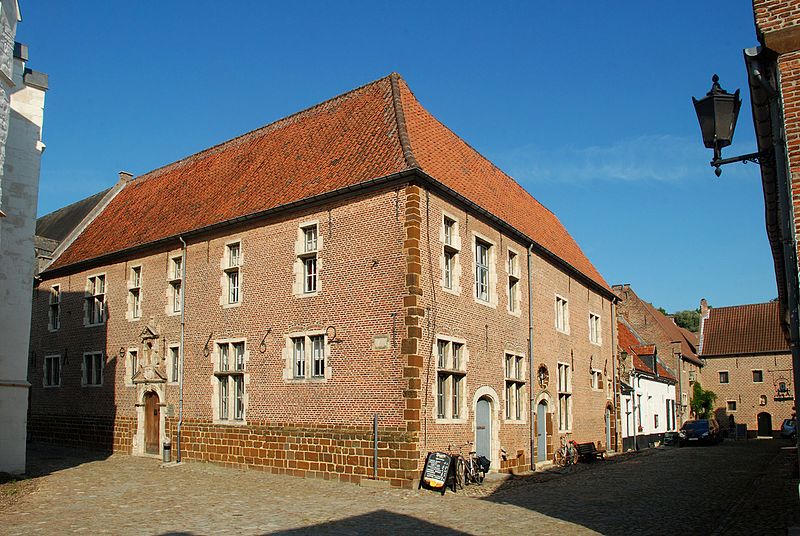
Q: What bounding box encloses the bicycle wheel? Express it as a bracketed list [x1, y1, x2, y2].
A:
[554, 449, 565, 467]
[454, 457, 464, 490]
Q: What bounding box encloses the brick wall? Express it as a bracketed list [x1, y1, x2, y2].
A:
[754, 0, 800, 35]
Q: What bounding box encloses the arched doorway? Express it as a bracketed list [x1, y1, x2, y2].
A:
[757, 412, 773, 437]
[475, 397, 492, 460]
[144, 392, 161, 455]
[537, 400, 548, 462]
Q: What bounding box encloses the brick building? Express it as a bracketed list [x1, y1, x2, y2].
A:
[699, 301, 793, 437]
[613, 284, 701, 426]
[29, 74, 616, 487]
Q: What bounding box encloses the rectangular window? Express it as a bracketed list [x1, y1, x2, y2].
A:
[300, 225, 318, 294]
[304, 257, 317, 293]
[219, 343, 229, 372]
[444, 217, 455, 247]
[436, 338, 466, 420]
[654, 414, 659, 428]
[129, 349, 138, 382]
[753, 370, 764, 383]
[589, 313, 601, 344]
[304, 226, 318, 253]
[508, 251, 519, 313]
[727, 400, 737, 412]
[442, 217, 460, 292]
[293, 337, 305, 378]
[437, 340, 448, 369]
[219, 376, 229, 420]
[225, 243, 241, 304]
[170, 256, 182, 313]
[452, 376, 461, 419]
[233, 341, 245, 371]
[555, 296, 569, 333]
[719, 371, 729, 384]
[311, 335, 325, 377]
[233, 376, 245, 420]
[591, 369, 602, 390]
[87, 275, 106, 325]
[437, 375, 446, 419]
[83, 352, 103, 386]
[444, 251, 454, 289]
[44, 355, 60, 387]
[48, 285, 60, 330]
[557, 362, 571, 431]
[129, 266, 142, 319]
[475, 240, 490, 302]
[505, 353, 526, 420]
[214, 340, 246, 422]
[169, 346, 179, 383]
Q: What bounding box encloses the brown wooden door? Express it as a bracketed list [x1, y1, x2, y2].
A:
[145, 392, 160, 455]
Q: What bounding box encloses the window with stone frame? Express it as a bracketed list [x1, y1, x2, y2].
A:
[557, 362, 572, 431]
[214, 340, 246, 422]
[507, 250, 520, 314]
[287, 333, 329, 381]
[43, 355, 60, 387]
[82, 351, 103, 386]
[48, 285, 60, 330]
[474, 239, 491, 303]
[442, 216, 460, 292]
[555, 295, 569, 333]
[726, 400, 737, 412]
[300, 224, 318, 294]
[752, 369, 764, 383]
[436, 338, 466, 420]
[589, 313, 601, 344]
[224, 242, 241, 305]
[591, 369, 603, 390]
[168, 345, 180, 383]
[129, 266, 142, 320]
[126, 348, 138, 385]
[504, 353, 526, 420]
[86, 275, 106, 325]
[719, 370, 729, 384]
[168, 256, 182, 313]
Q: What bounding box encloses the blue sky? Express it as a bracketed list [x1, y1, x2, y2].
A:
[20, 1, 769, 312]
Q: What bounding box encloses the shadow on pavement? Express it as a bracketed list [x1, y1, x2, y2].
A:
[24, 442, 112, 478]
[265, 510, 469, 535]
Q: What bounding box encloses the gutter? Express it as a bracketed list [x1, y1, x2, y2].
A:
[527, 244, 535, 470]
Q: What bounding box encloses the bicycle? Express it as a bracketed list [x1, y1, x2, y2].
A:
[448, 442, 486, 487]
[553, 434, 578, 467]
[463, 449, 486, 484]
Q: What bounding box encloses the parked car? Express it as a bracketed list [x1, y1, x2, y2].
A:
[679, 419, 721, 446]
[780, 418, 797, 439]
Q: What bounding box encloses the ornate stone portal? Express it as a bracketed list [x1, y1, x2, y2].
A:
[132, 320, 167, 457]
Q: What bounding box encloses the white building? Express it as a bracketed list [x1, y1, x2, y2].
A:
[0, 0, 47, 474]
[618, 319, 678, 450]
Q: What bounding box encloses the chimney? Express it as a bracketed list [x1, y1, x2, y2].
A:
[700, 298, 709, 316]
[119, 170, 134, 182]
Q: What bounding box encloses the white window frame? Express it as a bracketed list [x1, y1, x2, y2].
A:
[591, 368, 603, 391]
[726, 400, 737, 412]
[589, 312, 601, 345]
[441, 214, 461, 294]
[507, 249, 521, 315]
[85, 274, 106, 326]
[213, 339, 247, 423]
[128, 265, 142, 320]
[557, 362, 572, 432]
[504, 352, 526, 422]
[435, 336, 468, 422]
[168, 255, 182, 315]
[82, 351, 104, 387]
[295, 222, 322, 297]
[48, 284, 60, 331]
[168, 344, 180, 384]
[719, 370, 730, 384]
[222, 241, 242, 306]
[475, 238, 491, 303]
[125, 348, 138, 386]
[284, 331, 331, 382]
[555, 295, 569, 334]
[43, 354, 61, 388]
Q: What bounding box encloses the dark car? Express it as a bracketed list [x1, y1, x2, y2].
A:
[780, 418, 797, 439]
[679, 419, 721, 446]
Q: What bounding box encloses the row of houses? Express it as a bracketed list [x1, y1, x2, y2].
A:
[22, 73, 795, 487]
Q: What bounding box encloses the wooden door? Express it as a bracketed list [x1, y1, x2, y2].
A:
[145, 392, 160, 455]
[757, 412, 772, 437]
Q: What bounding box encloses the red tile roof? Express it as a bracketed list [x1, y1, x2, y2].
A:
[617, 320, 641, 355]
[633, 344, 656, 356]
[639, 298, 702, 365]
[700, 302, 789, 356]
[632, 354, 654, 375]
[46, 74, 609, 292]
[656, 362, 677, 382]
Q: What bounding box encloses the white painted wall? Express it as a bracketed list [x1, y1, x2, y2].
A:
[620, 373, 677, 446]
[0, 0, 47, 474]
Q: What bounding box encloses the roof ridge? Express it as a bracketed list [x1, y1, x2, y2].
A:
[134, 73, 398, 185]
[712, 301, 778, 310]
[389, 73, 419, 169]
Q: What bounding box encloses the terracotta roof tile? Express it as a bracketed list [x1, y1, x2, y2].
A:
[633, 344, 656, 356]
[617, 321, 641, 356]
[47, 74, 609, 292]
[632, 355, 655, 375]
[700, 302, 789, 356]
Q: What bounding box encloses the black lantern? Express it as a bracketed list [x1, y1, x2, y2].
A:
[693, 74, 769, 176]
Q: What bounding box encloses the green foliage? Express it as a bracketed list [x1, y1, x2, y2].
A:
[672, 309, 701, 333]
[690, 382, 717, 419]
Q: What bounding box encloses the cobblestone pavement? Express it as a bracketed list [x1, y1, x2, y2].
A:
[1, 439, 798, 535]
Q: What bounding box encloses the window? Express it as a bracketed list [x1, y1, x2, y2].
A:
[654, 414, 659, 428]
[589, 313, 601, 344]
[214, 341, 246, 422]
[44, 355, 60, 387]
[288, 333, 328, 380]
[505, 353, 526, 420]
[300, 225, 319, 294]
[591, 369, 602, 390]
[753, 370, 764, 383]
[436, 338, 466, 420]
[507, 251, 519, 313]
[475, 239, 490, 302]
[86, 275, 106, 325]
[48, 285, 60, 330]
[82, 352, 103, 386]
[441, 216, 460, 292]
[682, 392, 688, 406]
[169, 345, 180, 383]
[129, 266, 142, 319]
[719, 371, 729, 384]
[224, 242, 241, 304]
[128, 349, 138, 383]
[759, 395, 768, 406]
[169, 256, 182, 313]
[555, 296, 569, 333]
[727, 400, 737, 412]
[557, 362, 572, 431]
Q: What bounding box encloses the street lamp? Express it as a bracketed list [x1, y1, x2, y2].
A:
[692, 74, 769, 176]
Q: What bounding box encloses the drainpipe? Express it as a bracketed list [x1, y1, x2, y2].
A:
[610, 303, 618, 451]
[527, 244, 535, 471]
[676, 349, 683, 425]
[177, 236, 187, 462]
[631, 372, 638, 451]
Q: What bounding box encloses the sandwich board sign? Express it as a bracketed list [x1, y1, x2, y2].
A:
[419, 451, 454, 495]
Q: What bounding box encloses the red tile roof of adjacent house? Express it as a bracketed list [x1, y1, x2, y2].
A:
[617, 320, 641, 355]
[46, 74, 609, 293]
[638, 298, 702, 366]
[700, 301, 789, 356]
[656, 362, 677, 382]
[633, 344, 656, 356]
[632, 354, 655, 375]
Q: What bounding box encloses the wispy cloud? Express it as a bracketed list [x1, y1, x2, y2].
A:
[491, 134, 756, 183]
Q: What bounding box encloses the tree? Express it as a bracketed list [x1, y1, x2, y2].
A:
[672, 309, 702, 333]
[690, 382, 717, 419]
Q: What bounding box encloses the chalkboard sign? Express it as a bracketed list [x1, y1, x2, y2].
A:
[419, 452, 453, 495]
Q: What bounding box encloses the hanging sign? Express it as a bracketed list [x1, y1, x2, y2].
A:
[419, 452, 453, 495]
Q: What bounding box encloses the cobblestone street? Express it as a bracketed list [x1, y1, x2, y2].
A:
[2, 439, 798, 535]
